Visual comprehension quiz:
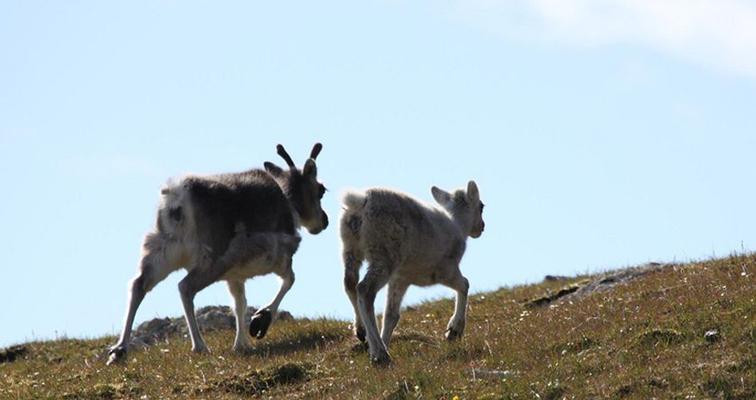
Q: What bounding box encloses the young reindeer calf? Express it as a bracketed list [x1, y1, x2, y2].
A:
[107, 143, 328, 365]
[340, 181, 485, 365]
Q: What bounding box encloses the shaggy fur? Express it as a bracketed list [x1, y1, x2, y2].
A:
[340, 181, 485, 364]
[107, 144, 328, 365]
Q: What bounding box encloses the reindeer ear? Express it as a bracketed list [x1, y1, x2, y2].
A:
[431, 186, 452, 205]
[264, 162, 284, 177]
[303, 159, 317, 176]
[466, 180, 479, 203]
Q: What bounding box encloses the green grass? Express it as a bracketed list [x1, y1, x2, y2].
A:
[2, 254, 754, 399]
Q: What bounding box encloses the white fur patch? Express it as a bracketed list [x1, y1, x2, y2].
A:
[342, 190, 367, 211]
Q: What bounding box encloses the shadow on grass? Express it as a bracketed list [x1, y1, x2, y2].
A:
[193, 362, 312, 397]
[244, 330, 347, 358]
[392, 332, 438, 345]
[348, 331, 438, 354]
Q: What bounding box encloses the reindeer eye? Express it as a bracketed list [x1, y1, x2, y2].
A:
[318, 184, 326, 198]
[480, 203, 485, 212]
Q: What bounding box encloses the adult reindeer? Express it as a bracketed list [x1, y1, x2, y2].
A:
[107, 143, 328, 365]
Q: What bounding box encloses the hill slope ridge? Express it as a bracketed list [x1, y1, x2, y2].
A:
[1, 255, 753, 399]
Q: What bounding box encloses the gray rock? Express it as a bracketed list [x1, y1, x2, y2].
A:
[526, 263, 670, 308]
[570, 263, 669, 299]
[136, 317, 172, 333]
[277, 310, 294, 321]
[129, 305, 294, 348]
[196, 308, 235, 331]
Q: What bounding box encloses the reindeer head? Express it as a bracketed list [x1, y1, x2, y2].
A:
[431, 180, 485, 238]
[264, 143, 329, 234]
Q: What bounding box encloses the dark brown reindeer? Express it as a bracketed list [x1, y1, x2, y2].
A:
[108, 143, 328, 365]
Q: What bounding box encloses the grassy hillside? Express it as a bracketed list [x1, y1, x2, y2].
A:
[1, 255, 754, 399]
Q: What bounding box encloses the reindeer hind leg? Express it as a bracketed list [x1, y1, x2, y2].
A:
[108, 233, 178, 365]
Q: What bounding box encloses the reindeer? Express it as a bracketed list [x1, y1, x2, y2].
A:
[107, 143, 328, 365]
[340, 181, 485, 365]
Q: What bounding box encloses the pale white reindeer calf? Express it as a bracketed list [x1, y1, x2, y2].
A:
[340, 181, 485, 365]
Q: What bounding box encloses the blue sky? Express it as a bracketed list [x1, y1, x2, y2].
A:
[1, 1, 755, 347]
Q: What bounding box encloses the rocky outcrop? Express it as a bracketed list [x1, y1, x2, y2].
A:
[571, 262, 667, 298]
[129, 305, 293, 348]
[528, 262, 669, 307]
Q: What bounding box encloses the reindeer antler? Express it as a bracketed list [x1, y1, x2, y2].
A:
[310, 143, 323, 160]
[276, 144, 296, 169]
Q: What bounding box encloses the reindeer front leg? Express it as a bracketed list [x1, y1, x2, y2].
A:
[227, 280, 252, 353]
[249, 259, 295, 339]
[441, 269, 470, 341]
[381, 280, 409, 348]
[178, 259, 228, 354]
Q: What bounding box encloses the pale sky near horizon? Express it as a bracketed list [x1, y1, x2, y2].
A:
[2, 1, 755, 347]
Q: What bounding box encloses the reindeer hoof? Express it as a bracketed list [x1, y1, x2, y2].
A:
[191, 344, 210, 354]
[355, 325, 366, 343]
[445, 327, 463, 341]
[369, 350, 392, 367]
[233, 344, 253, 355]
[249, 309, 273, 339]
[106, 346, 127, 365]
